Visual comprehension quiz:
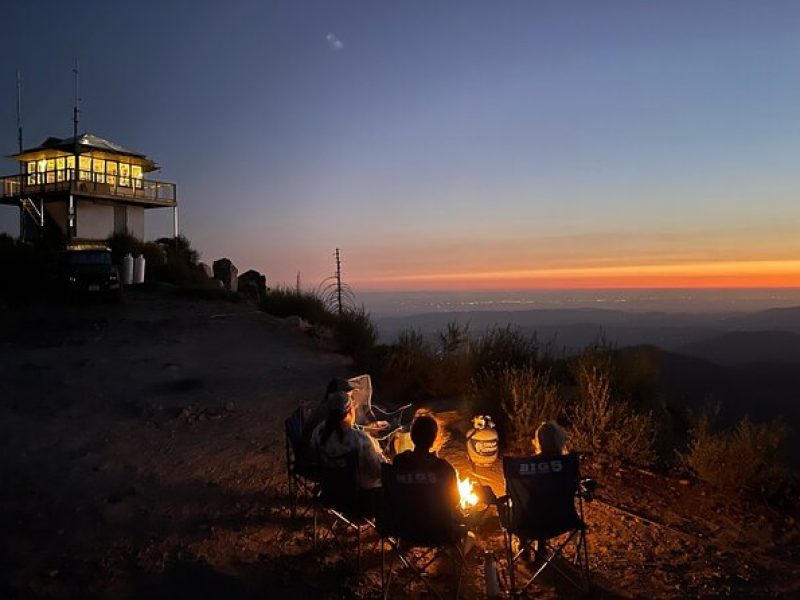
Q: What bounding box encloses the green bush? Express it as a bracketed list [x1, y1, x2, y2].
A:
[683, 412, 789, 495]
[259, 287, 333, 324]
[427, 322, 474, 397]
[107, 231, 143, 264]
[259, 288, 379, 368]
[107, 233, 210, 288]
[332, 307, 378, 367]
[473, 325, 541, 374]
[381, 329, 437, 400]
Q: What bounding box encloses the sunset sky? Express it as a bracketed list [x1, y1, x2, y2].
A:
[2, 1, 800, 291]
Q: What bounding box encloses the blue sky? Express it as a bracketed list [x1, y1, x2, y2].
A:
[2, 1, 800, 289]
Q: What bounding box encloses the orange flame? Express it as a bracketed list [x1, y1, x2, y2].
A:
[457, 475, 479, 509]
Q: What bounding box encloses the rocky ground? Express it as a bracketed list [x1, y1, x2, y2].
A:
[1, 288, 798, 598]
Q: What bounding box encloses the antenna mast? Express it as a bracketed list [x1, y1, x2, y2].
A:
[335, 248, 343, 314]
[72, 60, 80, 141]
[15, 70, 23, 154]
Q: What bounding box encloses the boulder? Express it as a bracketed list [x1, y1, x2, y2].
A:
[198, 262, 213, 278]
[213, 258, 238, 291]
[238, 269, 267, 303]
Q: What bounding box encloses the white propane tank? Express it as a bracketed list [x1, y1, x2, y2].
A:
[122, 253, 134, 285]
[133, 254, 146, 284]
[466, 415, 499, 466]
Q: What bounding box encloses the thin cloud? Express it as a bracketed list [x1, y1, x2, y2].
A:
[325, 32, 344, 51]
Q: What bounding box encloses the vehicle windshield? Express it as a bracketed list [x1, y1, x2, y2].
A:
[68, 252, 112, 266]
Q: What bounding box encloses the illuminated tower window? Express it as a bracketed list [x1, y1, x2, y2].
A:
[119, 162, 130, 187]
[79, 156, 91, 181]
[131, 165, 143, 189]
[93, 158, 105, 183]
[56, 157, 65, 182]
[107, 160, 117, 186]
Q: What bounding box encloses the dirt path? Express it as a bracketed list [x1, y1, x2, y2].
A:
[0, 289, 352, 598]
[1, 290, 798, 599]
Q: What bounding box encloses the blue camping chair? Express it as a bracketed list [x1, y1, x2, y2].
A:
[378, 462, 470, 600]
[312, 449, 377, 574]
[498, 453, 595, 595]
[284, 405, 316, 519]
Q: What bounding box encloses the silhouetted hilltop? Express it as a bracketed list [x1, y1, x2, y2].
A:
[678, 330, 800, 365]
[613, 345, 800, 462]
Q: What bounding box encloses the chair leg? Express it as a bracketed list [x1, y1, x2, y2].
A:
[288, 474, 297, 520]
[453, 546, 464, 599]
[357, 527, 362, 575]
[312, 504, 318, 551]
[381, 538, 386, 598]
[579, 530, 591, 592]
[504, 530, 516, 596]
[382, 541, 396, 600]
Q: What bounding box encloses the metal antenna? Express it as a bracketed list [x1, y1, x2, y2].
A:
[335, 248, 343, 314]
[15, 70, 23, 154]
[72, 59, 80, 140]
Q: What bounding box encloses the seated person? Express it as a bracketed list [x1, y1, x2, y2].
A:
[310, 391, 386, 515]
[393, 414, 460, 513]
[303, 377, 357, 441]
[524, 420, 569, 559]
[393, 414, 485, 551]
[299, 377, 357, 464]
[532, 420, 568, 457]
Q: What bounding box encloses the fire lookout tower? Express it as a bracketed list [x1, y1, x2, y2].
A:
[0, 132, 177, 243]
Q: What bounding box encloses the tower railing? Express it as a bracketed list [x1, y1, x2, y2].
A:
[0, 171, 176, 205]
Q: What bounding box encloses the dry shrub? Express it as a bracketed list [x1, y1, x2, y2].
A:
[470, 366, 562, 453]
[683, 412, 789, 495]
[497, 367, 563, 453]
[568, 352, 656, 466]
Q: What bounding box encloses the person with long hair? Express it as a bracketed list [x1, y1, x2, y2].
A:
[310, 390, 386, 513]
[302, 377, 357, 442]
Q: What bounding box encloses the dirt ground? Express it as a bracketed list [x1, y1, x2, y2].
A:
[1, 289, 799, 599]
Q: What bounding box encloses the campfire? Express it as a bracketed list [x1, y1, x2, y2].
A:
[457, 474, 479, 509]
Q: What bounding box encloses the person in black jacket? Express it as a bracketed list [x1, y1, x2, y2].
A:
[393, 413, 460, 513]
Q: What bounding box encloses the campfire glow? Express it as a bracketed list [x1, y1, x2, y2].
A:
[457, 475, 479, 509]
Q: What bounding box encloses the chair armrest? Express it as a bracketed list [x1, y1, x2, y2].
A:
[579, 477, 597, 502]
[495, 495, 512, 529]
[373, 403, 412, 416]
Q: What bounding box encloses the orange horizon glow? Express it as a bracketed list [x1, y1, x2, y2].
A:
[353, 259, 800, 291]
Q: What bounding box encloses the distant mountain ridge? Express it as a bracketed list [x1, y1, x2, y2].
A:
[375, 305, 800, 354]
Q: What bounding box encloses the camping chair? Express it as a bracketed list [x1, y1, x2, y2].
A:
[284, 405, 316, 519]
[348, 375, 412, 444]
[498, 453, 594, 596]
[378, 462, 470, 600]
[312, 449, 377, 574]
